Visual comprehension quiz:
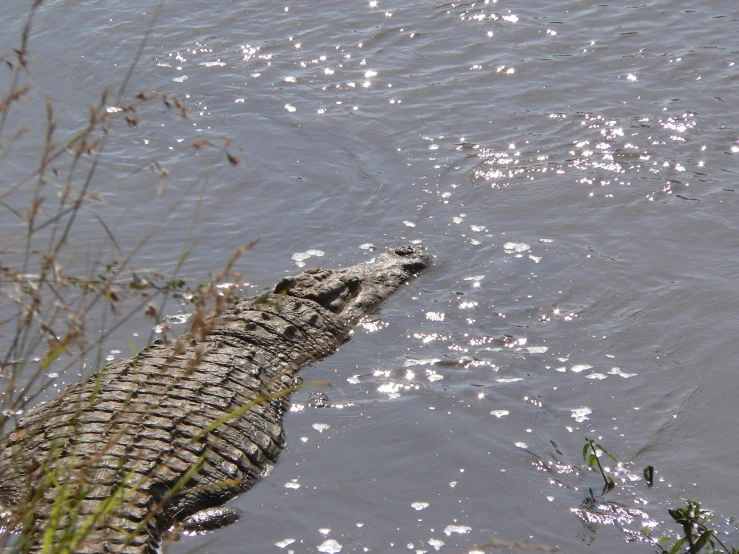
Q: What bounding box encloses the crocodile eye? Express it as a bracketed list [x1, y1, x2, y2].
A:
[273, 277, 296, 294]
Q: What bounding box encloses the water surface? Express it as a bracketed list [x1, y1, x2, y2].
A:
[1, 1, 738, 552]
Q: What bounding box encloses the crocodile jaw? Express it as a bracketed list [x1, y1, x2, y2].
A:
[273, 246, 432, 324]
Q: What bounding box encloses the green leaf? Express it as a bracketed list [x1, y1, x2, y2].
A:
[596, 443, 618, 463]
[666, 538, 686, 554]
[692, 530, 714, 553]
[669, 507, 689, 525]
[588, 454, 597, 468]
[583, 442, 591, 463]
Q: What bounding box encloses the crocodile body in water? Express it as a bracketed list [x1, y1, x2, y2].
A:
[0, 246, 432, 553]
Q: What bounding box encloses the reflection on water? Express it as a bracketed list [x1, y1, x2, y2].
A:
[1, 0, 738, 552]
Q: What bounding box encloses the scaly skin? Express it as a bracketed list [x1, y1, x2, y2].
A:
[0, 246, 431, 554]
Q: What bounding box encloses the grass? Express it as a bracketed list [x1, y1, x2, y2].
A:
[578, 438, 738, 554]
[0, 3, 254, 551]
[583, 437, 617, 494]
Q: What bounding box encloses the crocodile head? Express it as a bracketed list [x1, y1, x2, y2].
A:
[273, 245, 432, 323]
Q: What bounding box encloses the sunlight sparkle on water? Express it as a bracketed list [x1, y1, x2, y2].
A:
[291, 249, 324, 267]
[464, 275, 484, 288]
[609, 367, 637, 378]
[425, 311, 445, 321]
[358, 318, 389, 332]
[404, 358, 441, 367]
[444, 525, 471, 536]
[496, 377, 523, 383]
[426, 369, 444, 382]
[503, 242, 530, 253]
[377, 382, 405, 398]
[317, 539, 342, 553]
[571, 503, 648, 529]
[570, 407, 592, 422]
[414, 332, 444, 344]
[428, 538, 445, 551]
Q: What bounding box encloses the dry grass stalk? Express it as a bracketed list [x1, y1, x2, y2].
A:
[0, 4, 249, 551]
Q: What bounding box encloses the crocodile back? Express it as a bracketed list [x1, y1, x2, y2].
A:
[0, 295, 347, 553]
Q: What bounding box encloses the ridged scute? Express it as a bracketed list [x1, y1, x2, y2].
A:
[0, 246, 431, 553]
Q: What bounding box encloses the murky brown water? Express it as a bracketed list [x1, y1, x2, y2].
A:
[2, 1, 739, 552]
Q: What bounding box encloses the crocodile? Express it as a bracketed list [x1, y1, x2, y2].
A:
[0, 245, 432, 553]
